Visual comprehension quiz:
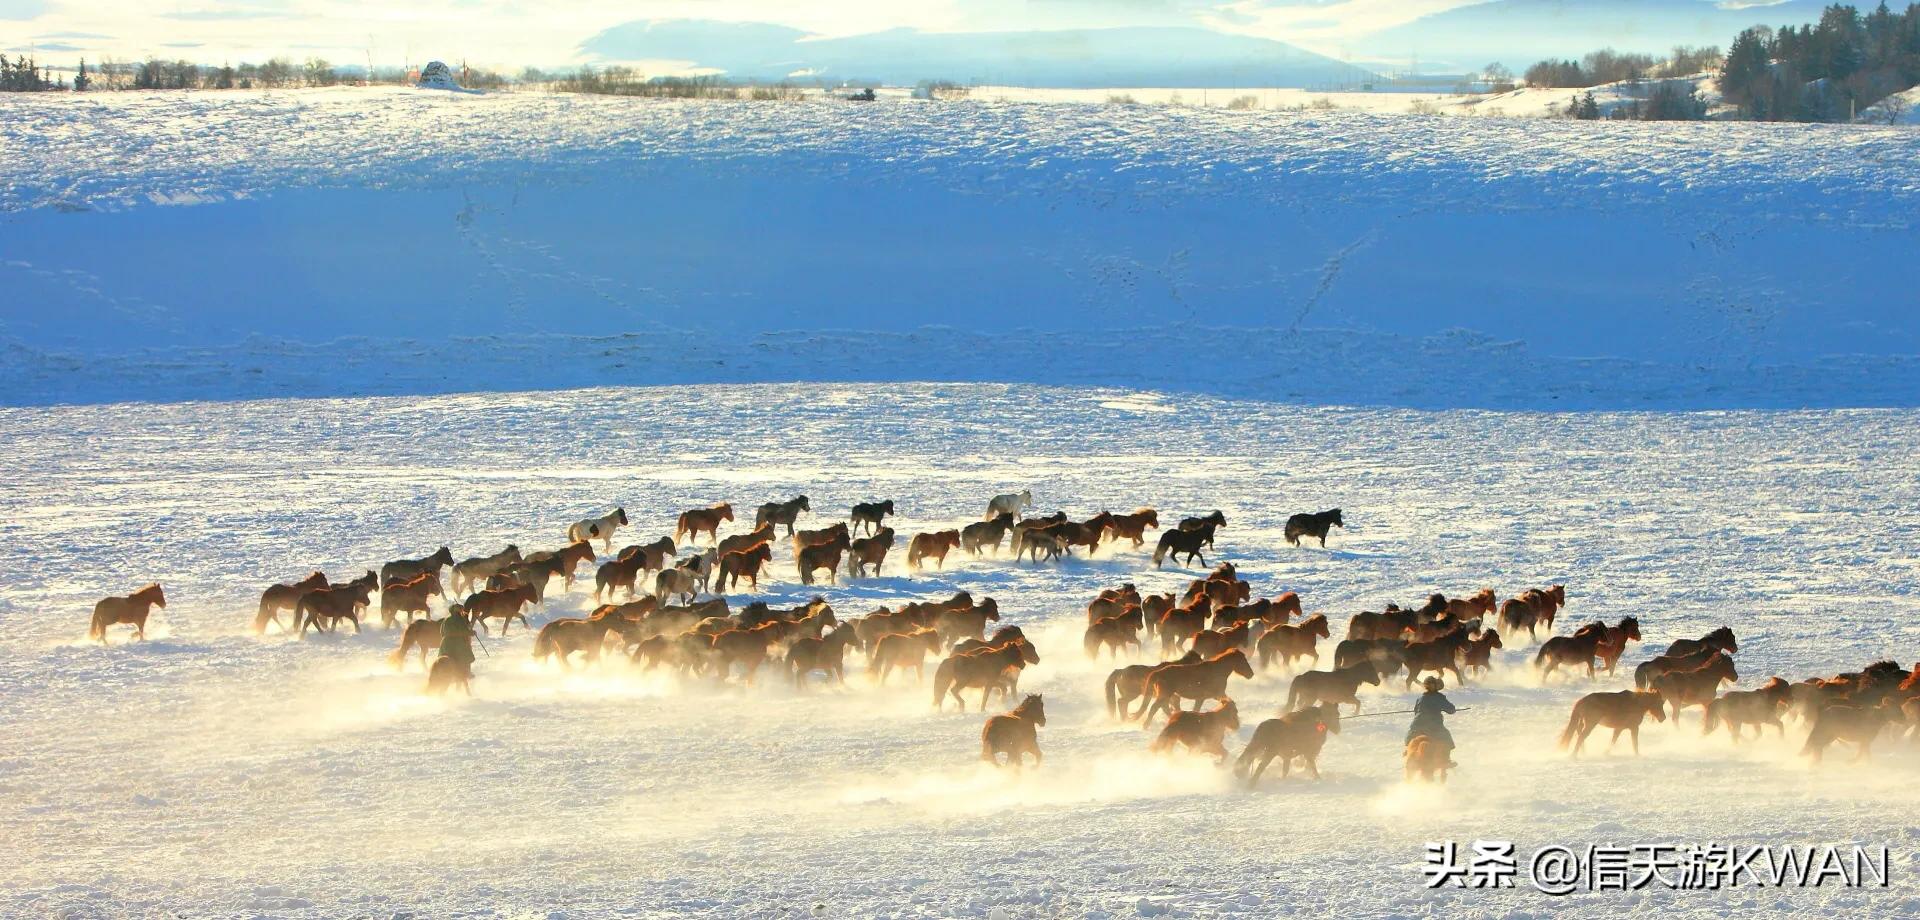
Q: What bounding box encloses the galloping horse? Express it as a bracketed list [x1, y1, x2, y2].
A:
[1285, 661, 1380, 714]
[450, 546, 520, 595]
[1100, 508, 1160, 548]
[847, 527, 895, 578]
[255, 571, 326, 634]
[981, 694, 1047, 770]
[1236, 703, 1342, 784]
[961, 513, 1015, 556]
[1136, 649, 1255, 724]
[1559, 689, 1668, 756]
[932, 639, 1040, 712]
[907, 530, 962, 571]
[381, 547, 453, 591]
[567, 507, 628, 552]
[1150, 700, 1240, 764]
[675, 503, 734, 546]
[90, 584, 167, 643]
[754, 495, 811, 536]
[1152, 522, 1218, 569]
[1256, 614, 1329, 671]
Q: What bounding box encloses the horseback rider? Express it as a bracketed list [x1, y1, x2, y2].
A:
[1407, 676, 1457, 766]
[437, 603, 477, 676]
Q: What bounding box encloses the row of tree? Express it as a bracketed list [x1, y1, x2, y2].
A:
[0, 54, 61, 91]
[1720, 2, 1920, 120]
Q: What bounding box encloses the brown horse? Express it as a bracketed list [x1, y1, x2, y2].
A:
[465, 583, 537, 635]
[907, 530, 962, 571]
[1150, 699, 1240, 764]
[1285, 661, 1380, 714]
[715, 522, 775, 559]
[1634, 645, 1729, 689]
[1443, 588, 1498, 619]
[379, 571, 442, 628]
[932, 639, 1040, 711]
[532, 609, 626, 670]
[1461, 629, 1504, 677]
[1155, 598, 1212, 656]
[793, 521, 849, 550]
[1346, 607, 1418, 641]
[1282, 509, 1342, 547]
[1333, 637, 1407, 680]
[1404, 735, 1451, 783]
[1592, 616, 1641, 675]
[381, 547, 453, 590]
[931, 598, 1001, 645]
[1087, 584, 1142, 623]
[1084, 607, 1145, 659]
[255, 572, 326, 634]
[594, 553, 647, 602]
[797, 531, 852, 586]
[847, 527, 895, 579]
[90, 583, 167, 643]
[1702, 677, 1791, 742]
[1559, 689, 1668, 756]
[1189, 622, 1251, 660]
[849, 499, 895, 536]
[714, 542, 774, 592]
[1100, 508, 1160, 548]
[981, 694, 1047, 770]
[425, 655, 472, 697]
[526, 540, 596, 591]
[1663, 626, 1736, 659]
[785, 623, 858, 689]
[296, 574, 378, 636]
[1651, 651, 1738, 724]
[1137, 649, 1255, 724]
[871, 627, 945, 685]
[1401, 629, 1473, 689]
[1256, 614, 1328, 671]
[960, 513, 1014, 556]
[1152, 523, 1216, 569]
[450, 545, 521, 595]
[1801, 704, 1894, 762]
[675, 503, 734, 545]
[1535, 628, 1605, 680]
[616, 537, 677, 575]
[1236, 703, 1341, 784]
[753, 495, 810, 536]
[388, 616, 443, 671]
[1496, 586, 1564, 640]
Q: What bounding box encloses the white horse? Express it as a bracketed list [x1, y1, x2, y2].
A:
[986, 490, 1033, 521]
[567, 507, 628, 552]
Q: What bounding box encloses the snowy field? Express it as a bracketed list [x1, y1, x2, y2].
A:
[4, 383, 1920, 918]
[2, 87, 1918, 409]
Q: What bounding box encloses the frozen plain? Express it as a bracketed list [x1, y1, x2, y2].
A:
[3, 385, 1919, 918]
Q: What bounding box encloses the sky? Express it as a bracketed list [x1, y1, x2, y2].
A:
[0, 0, 1501, 69]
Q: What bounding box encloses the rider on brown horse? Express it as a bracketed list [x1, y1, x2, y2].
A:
[1407, 676, 1458, 767]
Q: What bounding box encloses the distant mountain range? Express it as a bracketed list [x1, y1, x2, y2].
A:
[580, 21, 1377, 88]
[1357, 0, 1837, 71]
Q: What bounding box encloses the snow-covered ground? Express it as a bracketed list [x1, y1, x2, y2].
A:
[4, 383, 1919, 917]
[2, 87, 1917, 409]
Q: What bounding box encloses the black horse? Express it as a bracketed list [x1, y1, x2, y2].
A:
[850, 499, 896, 536]
[1153, 522, 1217, 568]
[1284, 509, 1344, 547]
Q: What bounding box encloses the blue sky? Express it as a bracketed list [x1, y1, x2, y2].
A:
[0, 0, 1503, 66]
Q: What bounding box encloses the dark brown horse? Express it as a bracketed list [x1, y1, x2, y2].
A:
[296, 574, 378, 636]
[1535, 628, 1605, 680]
[1150, 700, 1240, 764]
[714, 541, 774, 592]
[389, 616, 443, 671]
[1152, 523, 1216, 568]
[1285, 661, 1379, 714]
[960, 513, 1015, 556]
[1651, 652, 1738, 724]
[1283, 508, 1343, 547]
[981, 694, 1046, 770]
[1663, 626, 1736, 659]
[594, 553, 647, 602]
[753, 495, 810, 536]
[871, 627, 945, 685]
[1104, 652, 1201, 719]
[1702, 677, 1791, 742]
[378, 572, 442, 628]
[716, 522, 776, 560]
[849, 499, 895, 537]
[797, 531, 852, 586]
[675, 503, 734, 546]
[526, 540, 596, 591]
[425, 655, 472, 696]
[465, 583, 537, 635]
[1236, 703, 1341, 784]
[616, 537, 677, 575]
[532, 609, 625, 670]
[381, 547, 453, 590]
[1461, 628, 1504, 677]
[785, 622, 858, 689]
[255, 571, 327, 635]
[847, 527, 895, 579]
[90, 583, 167, 643]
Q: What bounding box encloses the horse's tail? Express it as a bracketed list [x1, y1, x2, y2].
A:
[980, 721, 997, 763]
[532, 626, 554, 662]
[387, 629, 413, 671]
[1532, 642, 1552, 668]
[1556, 704, 1583, 749]
[1083, 629, 1102, 659]
[1283, 679, 1302, 712]
[87, 605, 107, 642]
[1151, 537, 1168, 568]
[1632, 661, 1652, 689]
[1104, 670, 1123, 718]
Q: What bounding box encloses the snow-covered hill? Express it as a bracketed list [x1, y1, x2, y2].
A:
[1, 86, 1917, 409]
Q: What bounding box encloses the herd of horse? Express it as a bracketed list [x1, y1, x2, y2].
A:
[82, 491, 1917, 783]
